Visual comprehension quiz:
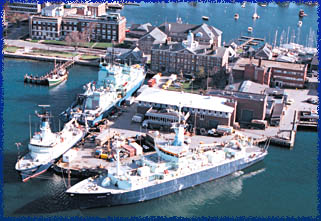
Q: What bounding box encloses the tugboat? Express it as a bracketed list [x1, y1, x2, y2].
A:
[15, 105, 87, 182]
[66, 108, 269, 209]
[63, 59, 146, 127]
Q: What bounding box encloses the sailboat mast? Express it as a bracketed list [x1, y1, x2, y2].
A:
[29, 114, 31, 140]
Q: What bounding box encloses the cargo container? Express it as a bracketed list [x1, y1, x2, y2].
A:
[122, 145, 136, 157]
[129, 142, 143, 155]
[100, 153, 109, 159]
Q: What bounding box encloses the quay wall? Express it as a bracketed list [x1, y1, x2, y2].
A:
[4, 53, 99, 67]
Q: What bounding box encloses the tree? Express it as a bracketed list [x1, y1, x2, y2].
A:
[195, 66, 205, 81]
[65, 31, 83, 51]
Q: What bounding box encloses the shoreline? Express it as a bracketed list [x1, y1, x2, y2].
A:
[4, 52, 100, 67]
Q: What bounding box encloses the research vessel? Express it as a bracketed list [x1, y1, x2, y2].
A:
[15, 105, 86, 182]
[64, 61, 145, 127]
[66, 120, 268, 209]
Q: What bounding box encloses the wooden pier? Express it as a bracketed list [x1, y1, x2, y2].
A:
[238, 36, 265, 48]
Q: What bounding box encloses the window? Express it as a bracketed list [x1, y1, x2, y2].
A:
[200, 114, 205, 120]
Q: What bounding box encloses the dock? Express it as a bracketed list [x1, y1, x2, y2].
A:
[24, 59, 75, 86]
[238, 36, 265, 48]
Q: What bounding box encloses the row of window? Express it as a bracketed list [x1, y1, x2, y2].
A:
[274, 75, 304, 82]
[138, 101, 230, 118]
[273, 69, 304, 76]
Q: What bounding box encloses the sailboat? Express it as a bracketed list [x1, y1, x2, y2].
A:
[252, 4, 260, 19]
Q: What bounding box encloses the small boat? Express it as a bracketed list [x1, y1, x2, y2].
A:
[248, 27, 253, 33]
[252, 12, 260, 19]
[202, 16, 209, 21]
[234, 13, 239, 20]
[258, 2, 268, 7]
[297, 21, 302, 27]
[241, 1, 246, 8]
[299, 9, 307, 18]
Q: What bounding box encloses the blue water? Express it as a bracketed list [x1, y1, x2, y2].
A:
[122, 2, 318, 47]
[2, 2, 319, 218]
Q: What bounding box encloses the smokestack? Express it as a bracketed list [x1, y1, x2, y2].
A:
[259, 58, 262, 67]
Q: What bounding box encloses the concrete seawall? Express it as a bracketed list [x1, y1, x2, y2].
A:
[4, 52, 99, 67]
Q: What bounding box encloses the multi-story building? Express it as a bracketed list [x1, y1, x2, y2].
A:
[30, 7, 126, 43]
[7, 2, 42, 14]
[62, 13, 126, 43]
[138, 27, 167, 55]
[208, 89, 267, 123]
[232, 58, 307, 88]
[151, 31, 229, 75]
[29, 5, 64, 41]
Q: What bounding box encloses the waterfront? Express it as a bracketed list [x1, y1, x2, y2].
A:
[122, 2, 318, 47]
[2, 2, 319, 218]
[2, 58, 318, 217]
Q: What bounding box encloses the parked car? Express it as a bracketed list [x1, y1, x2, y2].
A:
[285, 98, 294, 105]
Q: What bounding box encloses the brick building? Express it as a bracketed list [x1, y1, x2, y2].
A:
[208, 89, 267, 123]
[138, 27, 167, 55]
[232, 58, 307, 88]
[136, 88, 236, 130]
[30, 9, 126, 43]
[151, 31, 229, 75]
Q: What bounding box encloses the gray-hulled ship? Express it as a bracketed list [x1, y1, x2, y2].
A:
[66, 116, 269, 209]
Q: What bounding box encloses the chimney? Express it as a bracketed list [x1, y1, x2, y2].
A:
[258, 58, 262, 67]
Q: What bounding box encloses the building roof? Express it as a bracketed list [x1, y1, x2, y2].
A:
[140, 27, 167, 44]
[233, 58, 306, 72]
[136, 88, 234, 113]
[255, 43, 272, 59]
[207, 89, 266, 102]
[239, 80, 269, 94]
[159, 22, 222, 38]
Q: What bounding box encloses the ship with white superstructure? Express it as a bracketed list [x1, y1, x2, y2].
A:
[66, 114, 269, 209]
[64, 60, 145, 127]
[15, 105, 87, 182]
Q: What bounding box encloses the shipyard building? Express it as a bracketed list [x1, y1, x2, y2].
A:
[135, 88, 236, 131]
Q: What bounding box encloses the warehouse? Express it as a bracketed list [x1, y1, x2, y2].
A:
[136, 88, 236, 131]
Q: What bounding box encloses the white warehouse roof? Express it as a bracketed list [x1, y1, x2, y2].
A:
[136, 88, 234, 113]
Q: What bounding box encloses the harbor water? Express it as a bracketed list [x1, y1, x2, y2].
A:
[2, 2, 319, 217]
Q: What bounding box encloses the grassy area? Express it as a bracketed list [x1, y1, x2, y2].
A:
[4, 46, 22, 53]
[43, 40, 69, 46]
[93, 42, 113, 49]
[31, 49, 77, 58]
[80, 54, 100, 60]
[168, 81, 201, 93]
[43, 40, 96, 48]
